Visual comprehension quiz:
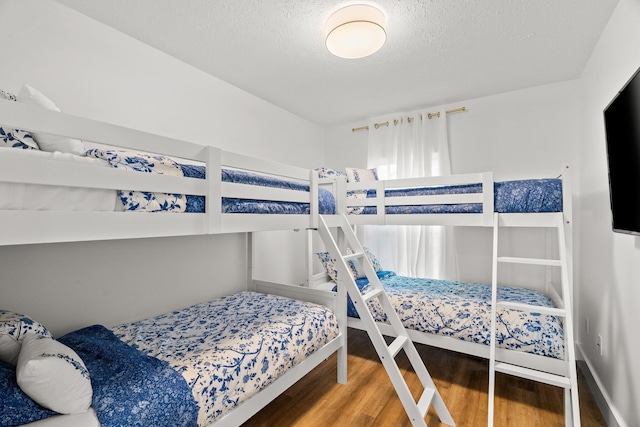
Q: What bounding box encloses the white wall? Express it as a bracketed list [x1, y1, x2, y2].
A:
[0, 0, 325, 336]
[325, 81, 579, 288]
[577, 0, 640, 424]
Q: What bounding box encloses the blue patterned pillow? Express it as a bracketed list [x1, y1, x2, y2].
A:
[364, 246, 383, 272]
[344, 167, 378, 214]
[316, 246, 382, 283]
[315, 167, 347, 179]
[0, 126, 39, 150]
[316, 251, 339, 282]
[16, 334, 92, 414]
[345, 167, 378, 183]
[0, 310, 53, 365]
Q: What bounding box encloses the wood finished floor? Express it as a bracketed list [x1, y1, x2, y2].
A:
[242, 328, 606, 427]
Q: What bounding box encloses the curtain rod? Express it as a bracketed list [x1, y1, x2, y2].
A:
[352, 106, 467, 132]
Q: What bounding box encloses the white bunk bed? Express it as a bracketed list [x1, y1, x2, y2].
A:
[310, 164, 580, 426]
[0, 97, 348, 427]
[0, 99, 330, 245]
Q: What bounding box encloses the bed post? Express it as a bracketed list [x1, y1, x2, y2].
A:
[561, 163, 573, 299]
[309, 170, 319, 230]
[247, 232, 256, 291]
[336, 272, 348, 385]
[482, 171, 494, 226]
[306, 229, 313, 287]
[206, 146, 222, 234]
[336, 175, 346, 215]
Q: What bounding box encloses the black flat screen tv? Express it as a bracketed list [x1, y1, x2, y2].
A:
[604, 65, 640, 236]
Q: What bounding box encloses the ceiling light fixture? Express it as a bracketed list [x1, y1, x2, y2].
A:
[325, 4, 387, 59]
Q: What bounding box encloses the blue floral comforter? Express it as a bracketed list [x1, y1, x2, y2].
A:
[110, 292, 339, 426]
[351, 178, 562, 214]
[339, 271, 564, 359]
[59, 325, 199, 427]
[85, 149, 335, 214]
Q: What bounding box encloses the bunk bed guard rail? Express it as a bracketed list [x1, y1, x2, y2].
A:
[0, 99, 320, 245]
[342, 172, 495, 227]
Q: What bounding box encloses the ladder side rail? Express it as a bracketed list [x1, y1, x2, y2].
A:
[556, 214, 581, 427]
[345, 286, 429, 427]
[401, 335, 456, 425]
[338, 215, 366, 254]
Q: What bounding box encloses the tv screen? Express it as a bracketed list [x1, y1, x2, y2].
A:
[604, 65, 640, 235]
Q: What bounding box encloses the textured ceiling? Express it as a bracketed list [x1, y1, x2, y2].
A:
[55, 0, 619, 126]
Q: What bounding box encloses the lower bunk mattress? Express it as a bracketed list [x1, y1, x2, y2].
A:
[2, 292, 340, 427]
[0, 148, 335, 214]
[341, 271, 564, 359]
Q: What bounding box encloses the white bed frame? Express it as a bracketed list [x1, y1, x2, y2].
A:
[0, 98, 347, 426]
[309, 164, 574, 379]
[0, 99, 322, 245]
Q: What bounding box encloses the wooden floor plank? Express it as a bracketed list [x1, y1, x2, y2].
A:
[242, 328, 606, 426]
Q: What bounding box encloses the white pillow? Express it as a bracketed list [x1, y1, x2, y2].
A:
[16, 84, 85, 155]
[16, 334, 92, 415]
[345, 167, 378, 183]
[0, 310, 53, 365]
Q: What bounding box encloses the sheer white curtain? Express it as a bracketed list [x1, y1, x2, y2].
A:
[364, 111, 459, 280]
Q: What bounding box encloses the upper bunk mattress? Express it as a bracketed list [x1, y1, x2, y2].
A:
[354, 178, 563, 214]
[0, 148, 335, 214]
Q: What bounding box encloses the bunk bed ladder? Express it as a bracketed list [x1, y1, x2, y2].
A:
[488, 213, 580, 427]
[317, 214, 455, 427]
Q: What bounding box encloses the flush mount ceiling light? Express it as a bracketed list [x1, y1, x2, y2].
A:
[325, 4, 387, 59]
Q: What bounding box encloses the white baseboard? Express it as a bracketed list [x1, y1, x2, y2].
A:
[576, 344, 628, 427]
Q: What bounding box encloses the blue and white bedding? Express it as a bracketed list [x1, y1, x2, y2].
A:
[340, 271, 564, 359]
[107, 291, 338, 426]
[2, 292, 338, 427]
[85, 149, 335, 214]
[59, 325, 199, 427]
[349, 178, 562, 215]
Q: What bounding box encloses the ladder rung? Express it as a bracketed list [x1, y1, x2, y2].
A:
[497, 301, 567, 317]
[494, 362, 571, 388]
[387, 335, 408, 358]
[362, 288, 384, 302]
[497, 256, 562, 267]
[417, 387, 436, 416]
[343, 252, 364, 261]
